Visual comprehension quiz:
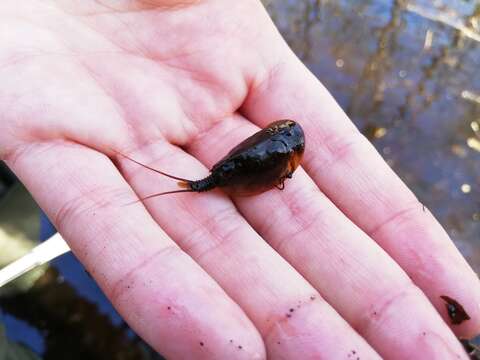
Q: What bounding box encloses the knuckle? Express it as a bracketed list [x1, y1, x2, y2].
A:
[311, 130, 372, 174]
[368, 201, 423, 237]
[53, 185, 131, 233]
[183, 204, 243, 257]
[354, 280, 420, 333]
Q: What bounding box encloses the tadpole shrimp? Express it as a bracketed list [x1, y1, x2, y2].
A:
[118, 120, 305, 201]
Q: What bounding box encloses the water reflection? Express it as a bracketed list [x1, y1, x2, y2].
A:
[1, 267, 156, 360]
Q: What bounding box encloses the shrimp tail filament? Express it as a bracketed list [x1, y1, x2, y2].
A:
[114, 150, 192, 182]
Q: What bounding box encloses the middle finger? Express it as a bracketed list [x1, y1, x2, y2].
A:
[116, 141, 380, 359]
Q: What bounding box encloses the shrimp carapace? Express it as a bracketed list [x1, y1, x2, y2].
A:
[119, 120, 305, 200]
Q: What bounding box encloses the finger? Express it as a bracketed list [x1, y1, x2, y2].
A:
[241, 53, 480, 337]
[187, 115, 469, 359]
[116, 141, 382, 359]
[4, 141, 265, 360]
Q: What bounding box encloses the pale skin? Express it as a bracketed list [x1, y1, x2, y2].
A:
[0, 0, 479, 358]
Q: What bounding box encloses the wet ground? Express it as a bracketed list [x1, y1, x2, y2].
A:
[0, 0, 479, 358]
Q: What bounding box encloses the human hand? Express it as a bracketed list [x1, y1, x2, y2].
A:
[1, 1, 479, 358]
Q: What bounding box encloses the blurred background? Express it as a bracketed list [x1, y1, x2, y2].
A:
[0, 0, 479, 359]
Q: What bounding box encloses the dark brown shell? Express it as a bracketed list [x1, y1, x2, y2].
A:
[207, 120, 305, 195]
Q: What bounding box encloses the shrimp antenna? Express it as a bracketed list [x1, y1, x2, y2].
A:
[114, 150, 192, 183]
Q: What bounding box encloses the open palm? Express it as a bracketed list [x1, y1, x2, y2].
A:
[1, 1, 479, 359]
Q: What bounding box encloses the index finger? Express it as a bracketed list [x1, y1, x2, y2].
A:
[5, 141, 265, 359]
[242, 52, 480, 337]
